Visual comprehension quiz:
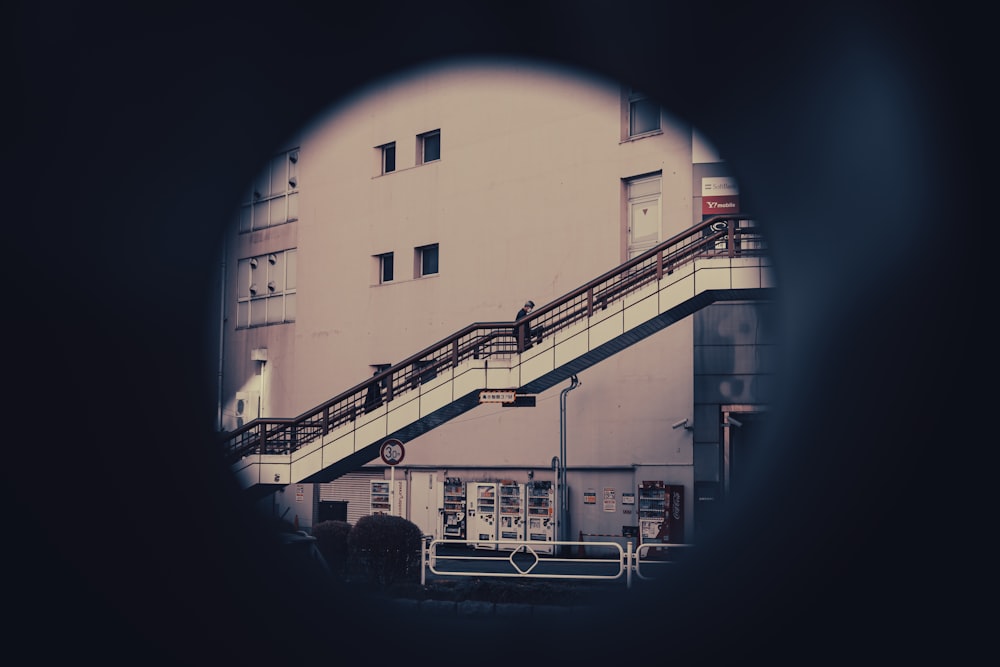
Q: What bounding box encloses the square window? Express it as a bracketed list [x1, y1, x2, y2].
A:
[381, 142, 396, 174]
[629, 91, 660, 136]
[416, 244, 438, 277]
[377, 252, 394, 283]
[419, 130, 440, 163]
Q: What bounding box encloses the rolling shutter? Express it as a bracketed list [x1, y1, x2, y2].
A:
[318, 470, 384, 525]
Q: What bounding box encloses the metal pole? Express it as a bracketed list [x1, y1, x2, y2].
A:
[559, 375, 580, 551]
[217, 253, 226, 431]
[259, 360, 265, 418]
[421, 536, 427, 586]
[390, 464, 396, 516]
[551, 454, 560, 548]
[626, 539, 633, 589]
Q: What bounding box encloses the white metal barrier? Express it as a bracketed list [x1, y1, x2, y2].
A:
[632, 541, 695, 581]
[422, 538, 694, 589]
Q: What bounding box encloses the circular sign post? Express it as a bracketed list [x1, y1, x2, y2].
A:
[380, 438, 405, 516]
[380, 438, 405, 466]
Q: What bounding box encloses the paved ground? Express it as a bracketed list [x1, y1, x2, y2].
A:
[386, 596, 599, 618]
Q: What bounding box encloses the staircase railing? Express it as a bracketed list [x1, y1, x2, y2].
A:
[222, 215, 765, 464]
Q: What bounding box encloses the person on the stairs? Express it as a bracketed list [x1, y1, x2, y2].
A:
[514, 299, 543, 350]
[364, 369, 384, 413]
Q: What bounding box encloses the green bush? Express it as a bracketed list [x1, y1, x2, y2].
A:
[348, 514, 424, 588]
[311, 520, 352, 577]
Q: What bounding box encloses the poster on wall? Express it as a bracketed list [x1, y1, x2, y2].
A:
[603, 487, 616, 512]
[584, 490, 597, 505]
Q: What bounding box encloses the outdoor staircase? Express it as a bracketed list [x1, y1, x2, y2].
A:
[225, 216, 775, 499]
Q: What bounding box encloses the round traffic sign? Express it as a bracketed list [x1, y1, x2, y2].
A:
[380, 438, 405, 465]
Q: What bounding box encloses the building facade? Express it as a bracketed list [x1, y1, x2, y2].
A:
[212, 58, 776, 547]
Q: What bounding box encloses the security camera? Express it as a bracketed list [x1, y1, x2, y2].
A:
[725, 416, 743, 428]
[672, 418, 689, 430]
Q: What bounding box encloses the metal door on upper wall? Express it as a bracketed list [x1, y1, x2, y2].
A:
[626, 174, 662, 259]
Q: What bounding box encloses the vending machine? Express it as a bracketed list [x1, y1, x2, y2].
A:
[662, 484, 685, 543]
[638, 480, 666, 541]
[497, 480, 525, 550]
[525, 480, 555, 554]
[638, 481, 685, 543]
[440, 477, 466, 541]
[370, 480, 391, 516]
[370, 479, 408, 517]
[467, 482, 498, 549]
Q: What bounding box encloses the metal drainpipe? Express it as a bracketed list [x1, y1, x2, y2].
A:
[217, 253, 226, 432]
[559, 374, 580, 550]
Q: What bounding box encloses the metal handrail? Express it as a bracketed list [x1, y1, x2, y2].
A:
[222, 214, 765, 464]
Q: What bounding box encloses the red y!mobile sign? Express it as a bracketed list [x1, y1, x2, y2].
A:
[702, 176, 740, 215]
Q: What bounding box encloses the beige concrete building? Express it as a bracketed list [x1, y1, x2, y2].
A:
[214, 57, 776, 547]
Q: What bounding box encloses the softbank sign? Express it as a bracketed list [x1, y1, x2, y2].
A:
[702, 176, 740, 215]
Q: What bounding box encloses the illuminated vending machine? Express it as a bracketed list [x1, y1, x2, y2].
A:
[638, 480, 666, 542]
[662, 484, 685, 544]
[467, 482, 497, 549]
[370, 480, 391, 517]
[525, 480, 555, 554]
[497, 480, 525, 551]
[440, 477, 466, 542]
[370, 479, 408, 517]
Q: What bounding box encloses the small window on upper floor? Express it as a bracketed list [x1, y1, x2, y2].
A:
[626, 88, 660, 138]
[415, 243, 439, 277]
[418, 129, 440, 164]
[376, 252, 394, 284]
[379, 141, 396, 174]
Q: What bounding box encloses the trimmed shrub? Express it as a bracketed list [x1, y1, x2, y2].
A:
[311, 520, 352, 577]
[348, 514, 423, 588]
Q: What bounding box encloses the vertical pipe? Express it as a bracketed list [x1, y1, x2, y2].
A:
[421, 537, 427, 586]
[259, 360, 265, 418]
[390, 464, 396, 516]
[551, 454, 560, 551]
[217, 252, 226, 432]
[626, 540, 632, 589]
[559, 374, 580, 550]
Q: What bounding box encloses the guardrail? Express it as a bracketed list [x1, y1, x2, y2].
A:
[422, 538, 694, 588]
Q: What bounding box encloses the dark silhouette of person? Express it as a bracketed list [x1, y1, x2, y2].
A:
[364, 369, 383, 413]
[514, 299, 542, 350]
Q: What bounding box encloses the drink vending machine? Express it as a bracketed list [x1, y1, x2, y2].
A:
[526, 480, 555, 554]
[370, 480, 391, 517]
[369, 479, 408, 517]
[467, 482, 498, 549]
[440, 477, 466, 541]
[638, 481, 666, 541]
[497, 480, 525, 550]
[638, 480, 685, 543]
[663, 484, 685, 543]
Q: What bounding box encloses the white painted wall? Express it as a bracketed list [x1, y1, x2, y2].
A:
[221, 57, 702, 492]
